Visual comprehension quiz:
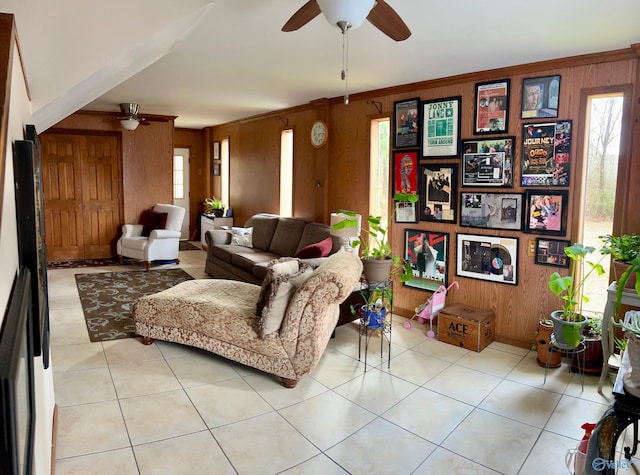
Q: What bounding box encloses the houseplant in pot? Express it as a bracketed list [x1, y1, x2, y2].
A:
[600, 233, 640, 315]
[204, 197, 226, 217]
[548, 243, 606, 347]
[571, 317, 604, 375]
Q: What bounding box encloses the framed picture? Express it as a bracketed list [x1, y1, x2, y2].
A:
[460, 192, 523, 230]
[393, 150, 419, 195]
[521, 75, 561, 119]
[419, 164, 458, 223]
[524, 190, 568, 236]
[393, 98, 420, 148]
[395, 201, 418, 223]
[521, 120, 572, 186]
[456, 233, 519, 285]
[535, 238, 571, 268]
[212, 162, 221, 176]
[404, 229, 449, 291]
[212, 141, 220, 160]
[421, 96, 461, 158]
[461, 136, 514, 187]
[474, 79, 510, 134]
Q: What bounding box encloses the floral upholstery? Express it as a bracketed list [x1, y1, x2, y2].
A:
[132, 252, 363, 387]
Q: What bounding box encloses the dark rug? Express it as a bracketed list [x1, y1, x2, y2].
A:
[179, 241, 201, 251]
[48, 258, 132, 270]
[75, 268, 194, 342]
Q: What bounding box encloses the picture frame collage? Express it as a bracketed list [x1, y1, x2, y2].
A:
[391, 73, 570, 286]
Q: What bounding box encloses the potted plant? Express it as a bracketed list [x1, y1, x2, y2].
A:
[351, 284, 393, 329]
[615, 310, 640, 396]
[333, 192, 418, 284]
[600, 233, 640, 314]
[535, 317, 561, 368]
[571, 316, 604, 375]
[548, 243, 606, 347]
[204, 197, 226, 217]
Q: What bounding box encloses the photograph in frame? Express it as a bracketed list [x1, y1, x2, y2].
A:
[419, 164, 458, 223]
[535, 238, 570, 268]
[521, 120, 572, 186]
[404, 229, 448, 291]
[393, 98, 420, 148]
[521, 75, 561, 119]
[212, 162, 221, 176]
[393, 150, 419, 195]
[212, 141, 220, 160]
[524, 190, 568, 236]
[421, 96, 461, 158]
[460, 192, 523, 230]
[462, 136, 514, 187]
[474, 79, 510, 134]
[456, 233, 519, 285]
[395, 202, 418, 223]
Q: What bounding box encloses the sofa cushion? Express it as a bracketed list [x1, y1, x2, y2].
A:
[245, 214, 280, 251]
[213, 244, 253, 264]
[295, 236, 333, 259]
[142, 209, 168, 237]
[295, 223, 342, 255]
[268, 217, 308, 257]
[230, 227, 253, 247]
[231, 251, 280, 273]
[259, 264, 313, 338]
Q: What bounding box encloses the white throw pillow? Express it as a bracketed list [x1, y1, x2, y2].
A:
[256, 258, 300, 315]
[230, 226, 253, 247]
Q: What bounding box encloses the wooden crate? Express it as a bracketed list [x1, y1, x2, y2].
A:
[437, 304, 495, 352]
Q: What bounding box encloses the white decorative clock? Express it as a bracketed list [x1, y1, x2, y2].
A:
[310, 120, 328, 148]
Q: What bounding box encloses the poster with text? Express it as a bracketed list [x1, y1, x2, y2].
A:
[422, 96, 461, 157]
[521, 120, 572, 186]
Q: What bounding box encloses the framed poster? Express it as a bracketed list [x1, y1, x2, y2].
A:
[474, 79, 510, 134]
[393, 98, 420, 148]
[456, 233, 519, 285]
[404, 229, 448, 291]
[419, 164, 458, 223]
[460, 192, 524, 230]
[535, 238, 571, 268]
[393, 150, 419, 195]
[395, 202, 418, 223]
[521, 75, 561, 119]
[462, 136, 514, 187]
[212, 141, 220, 160]
[421, 96, 461, 158]
[521, 120, 572, 186]
[212, 162, 221, 176]
[524, 190, 568, 236]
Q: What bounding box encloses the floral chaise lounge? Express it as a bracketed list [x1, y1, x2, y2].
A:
[131, 252, 363, 388]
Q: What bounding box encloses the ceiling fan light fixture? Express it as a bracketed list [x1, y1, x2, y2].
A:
[317, 0, 375, 30]
[120, 118, 140, 131]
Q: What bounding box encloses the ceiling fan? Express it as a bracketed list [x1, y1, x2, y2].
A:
[282, 0, 411, 41]
[117, 103, 150, 131]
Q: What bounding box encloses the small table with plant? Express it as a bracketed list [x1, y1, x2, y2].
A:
[357, 279, 393, 372]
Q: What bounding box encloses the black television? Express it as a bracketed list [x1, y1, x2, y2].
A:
[0, 268, 35, 475]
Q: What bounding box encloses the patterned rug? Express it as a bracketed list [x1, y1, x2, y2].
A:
[48, 258, 131, 270]
[180, 241, 201, 251]
[75, 268, 194, 342]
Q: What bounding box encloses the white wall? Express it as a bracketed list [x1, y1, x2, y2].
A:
[1, 35, 55, 475]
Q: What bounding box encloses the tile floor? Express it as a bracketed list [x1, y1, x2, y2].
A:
[48, 246, 629, 474]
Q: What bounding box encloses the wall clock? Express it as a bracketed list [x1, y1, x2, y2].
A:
[310, 120, 328, 148]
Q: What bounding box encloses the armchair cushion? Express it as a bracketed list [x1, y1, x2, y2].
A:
[295, 236, 333, 259]
[142, 209, 168, 236]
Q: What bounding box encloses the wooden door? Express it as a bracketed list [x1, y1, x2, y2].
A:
[41, 134, 121, 260]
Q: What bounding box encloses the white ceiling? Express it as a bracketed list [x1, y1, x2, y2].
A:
[5, 0, 640, 131]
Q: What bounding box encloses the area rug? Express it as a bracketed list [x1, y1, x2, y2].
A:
[48, 258, 132, 270]
[179, 240, 201, 251]
[75, 268, 194, 342]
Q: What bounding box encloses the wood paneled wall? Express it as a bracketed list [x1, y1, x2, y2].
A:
[209, 47, 640, 348]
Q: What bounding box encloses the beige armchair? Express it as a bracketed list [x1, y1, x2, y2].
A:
[117, 204, 185, 271]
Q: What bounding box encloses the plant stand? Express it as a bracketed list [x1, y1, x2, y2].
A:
[544, 334, 586, 391]
[358, 280, 392, 372]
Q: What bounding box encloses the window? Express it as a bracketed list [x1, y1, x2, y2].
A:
[370, 118, 390, 224]
[220, 138, 230, 206]
[280, 129, 293, 217]
[173, 153, 184, 199]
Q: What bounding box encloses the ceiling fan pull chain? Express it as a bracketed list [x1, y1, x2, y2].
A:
[341, 27, 349, 105]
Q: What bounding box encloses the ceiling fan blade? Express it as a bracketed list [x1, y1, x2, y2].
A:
[367, 0, 411, 41]
[282, 0, 321, 32]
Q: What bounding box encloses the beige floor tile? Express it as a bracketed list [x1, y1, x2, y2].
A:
[333, 368, 418, 414]
[390, 321, 431, 349]
[423, 364, 501, 405]
[154, 339, 203, 358]
[455, 347, 525, 378]
[310, 349, 365, 388]
[134, 430, 235, 475]
[165, 351, 241, 388]
[186, 378, 273, 428]
[487, 341, 530, 356]
[48, 293, 82, 310]
[519, 430, 580, 475]
[212, 412, 319, 474]
[442, 409, 540, 475]
[110, 359, 181, 398]
[564, 372, 611, 403]
[383, 387, 474, 444]
[544, 394, 609, 439]
[102, 338, 164, 365]
[279, 391, 376, 450]
[506, 351, 572, 393]
[412, 338, 469, 363]
[280, 454, 349, 474]
[56, 401, 129, 459]
[383, 348, 451, 386]
[51, 342, 108, 372]
[119, 390, 207, 445]
[55, 447, 138, 475]
[53, 367, 117, 406]
[415, 447, 500, 474]
[244, 372, 329, 410]
[49, 307, 86, 326]
[48, 276, 82, 296]
[479, 379, 561, 427]
[50, 322, 91, 346]
[325, 417, 436, 475]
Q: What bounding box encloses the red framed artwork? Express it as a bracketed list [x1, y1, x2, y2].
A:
[393, 150, 419, 195]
